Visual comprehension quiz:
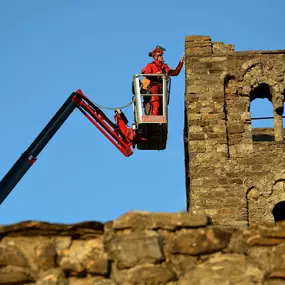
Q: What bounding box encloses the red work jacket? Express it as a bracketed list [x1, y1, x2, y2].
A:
[142, 59, 183, 78]
[141, 59, 183, 100]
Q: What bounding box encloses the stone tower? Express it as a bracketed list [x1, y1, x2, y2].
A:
[184, 35, 285, 227]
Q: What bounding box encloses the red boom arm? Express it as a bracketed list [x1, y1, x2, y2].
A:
[0, 89, 145, 205]
[73, 89, 135, 157]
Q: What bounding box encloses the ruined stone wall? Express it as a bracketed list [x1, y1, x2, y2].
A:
[1, 212, 285, 285]
[184, 35, 285, 227]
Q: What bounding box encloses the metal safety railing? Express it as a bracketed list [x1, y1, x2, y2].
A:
[132, 73, 171, 124]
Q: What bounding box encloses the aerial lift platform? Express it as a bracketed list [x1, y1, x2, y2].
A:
[0, 74, 171, 205]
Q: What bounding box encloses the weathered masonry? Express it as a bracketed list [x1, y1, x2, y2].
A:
[184, 35, 285, 227]
[2, 213, 285, 284]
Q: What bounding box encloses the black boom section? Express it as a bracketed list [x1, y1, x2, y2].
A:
[0, 93, 78, 205]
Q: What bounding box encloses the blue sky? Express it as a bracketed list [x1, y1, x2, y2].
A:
[0, 0, 284, 224]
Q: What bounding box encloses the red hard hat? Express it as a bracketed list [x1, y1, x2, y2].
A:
[148, 45, 165, 57]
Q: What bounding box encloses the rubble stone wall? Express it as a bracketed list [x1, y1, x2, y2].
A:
[1, 212, 285, 285]
[184, 35, 285, 227]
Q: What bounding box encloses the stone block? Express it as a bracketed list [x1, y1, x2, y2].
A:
[212, 41, 235, 54]
[128, 264, 176, 284]
[165, 228, 231, 255]
[0, 221, 104, 239]
[185, 46, 212, 56]
[0, 244, 28, 267]
[0, 265, 35, 285]
[178, 253, 264, 285]
[37, 268, 68, 285]
[59, 238, 108, 275]
[166, 255, 198, 277]
[189, 133, 205, 140]
[112, 211, 209, 231]
[105, 231, 164, 269]
[1, 237, 57, 272]
[227, 124, 246, 134]
[69, 277, 114, 285]
[86, 259, 109, 276]
[185, 35, 211, 42]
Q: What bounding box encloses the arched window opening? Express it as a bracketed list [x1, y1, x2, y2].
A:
[272, 201, 285, 222]
[251, 98, 273, 128]
[250, 84, 274, 141]
[250, 83, 272, 102]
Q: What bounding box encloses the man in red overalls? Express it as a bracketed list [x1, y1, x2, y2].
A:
[141, 46, 184, 115]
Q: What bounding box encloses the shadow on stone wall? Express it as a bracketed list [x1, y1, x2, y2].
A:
[272, 201, 285, 222]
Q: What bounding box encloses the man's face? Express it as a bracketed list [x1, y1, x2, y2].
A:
[156, 53, 164, 62]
